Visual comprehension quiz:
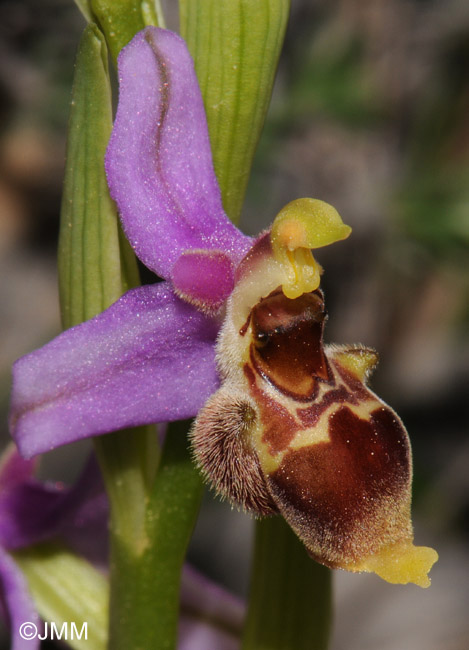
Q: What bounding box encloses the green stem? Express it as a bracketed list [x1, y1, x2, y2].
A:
[106, 421, 203, 650]
[242, 517, 332, 650]
[92, 427, 159, 549]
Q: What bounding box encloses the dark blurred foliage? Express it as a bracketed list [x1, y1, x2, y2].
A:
[0, 0, 468, 648]
[0, 0, 86, 250]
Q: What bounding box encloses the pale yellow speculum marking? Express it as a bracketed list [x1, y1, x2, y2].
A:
[288, 420, 330, 452]
[271, 198, 352, 299]
[249, 365, 383, 475]
[253, 427, 281, 474]
[289, 398, 380, 453]
[346, 400, 381, 424]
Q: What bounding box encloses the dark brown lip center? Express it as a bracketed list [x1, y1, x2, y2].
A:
[249, 288, 332, 399]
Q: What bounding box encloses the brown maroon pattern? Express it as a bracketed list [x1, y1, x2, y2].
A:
[296, 385, 353, 427]
[243, 365, 300, 455]
[233, 232, 272, 286]
[334, 362, 375, 402]
[268, 405, 411, 564]
[249, 289, 332, 400]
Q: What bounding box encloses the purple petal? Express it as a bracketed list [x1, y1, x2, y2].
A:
[0, 451, 108, 567]
[171, 250, 235, 311]
[0, 446, 37, 490]
[10, 282, 220, 458]
[0, 445, 63, 549]
[54, 455, 108, 567]
[0, 481, 62, 550]
[105, 27, 251, 278]
[0, 548, 41, 650]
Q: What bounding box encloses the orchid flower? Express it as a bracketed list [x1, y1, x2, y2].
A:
[0, 443, 242, 649]
[0, 446, 107, 649]
[9, 27, 437, 587]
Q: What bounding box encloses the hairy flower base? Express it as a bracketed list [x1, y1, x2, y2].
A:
[192, 235, 438, 587]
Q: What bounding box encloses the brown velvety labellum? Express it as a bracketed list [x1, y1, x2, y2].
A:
[268, 405, 412, 565]
[250, 289, 332, 399]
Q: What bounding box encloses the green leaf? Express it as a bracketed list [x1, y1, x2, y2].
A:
[58, 23, 139, 331]
[90, 0, 165, 63]
[242, 517, 332, 650]
[179, 0, 290, 223]
[14, 545, 108, 650]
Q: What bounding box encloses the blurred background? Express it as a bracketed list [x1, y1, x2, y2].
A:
[0, 0, 468, 648]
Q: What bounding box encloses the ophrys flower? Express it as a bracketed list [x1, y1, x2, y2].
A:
[9, 27, 437, 586]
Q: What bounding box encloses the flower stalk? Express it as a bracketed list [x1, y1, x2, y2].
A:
[106, 423, 203, 650]
[242, 516, 332, 650]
